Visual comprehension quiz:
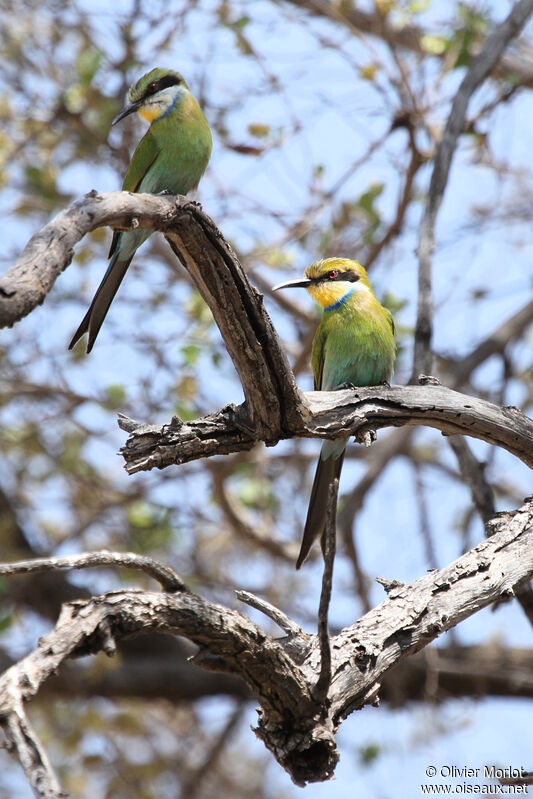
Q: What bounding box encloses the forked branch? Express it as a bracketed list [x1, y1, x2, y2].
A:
[0, 499, 531, 793]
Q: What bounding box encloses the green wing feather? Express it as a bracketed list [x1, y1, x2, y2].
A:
[108, 131, 160, 258]
[122, 129, 160, 191]
[311, 322, 327, 391]
[386, 308, 395, 337]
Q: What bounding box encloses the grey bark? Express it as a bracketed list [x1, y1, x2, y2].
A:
[0, 499, 531, 792]
[119, 382, 533, 473]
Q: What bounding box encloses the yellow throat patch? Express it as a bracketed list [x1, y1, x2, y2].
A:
[307, 281, 353, 309]
[138, 105, 163, 123]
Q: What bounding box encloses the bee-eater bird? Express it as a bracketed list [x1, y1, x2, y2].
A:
[69, 67, 212, 352]
[274, 258, 396, 569]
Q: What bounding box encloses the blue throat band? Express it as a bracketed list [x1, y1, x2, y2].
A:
[160, 93, 180, 119]
[324, 287, 355, 312]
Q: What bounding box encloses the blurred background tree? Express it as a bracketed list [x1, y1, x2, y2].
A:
[0, 0, 532, 797]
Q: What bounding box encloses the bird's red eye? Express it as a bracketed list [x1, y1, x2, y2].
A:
[328, 270, 338, 280]
[147, 82, 158, 95]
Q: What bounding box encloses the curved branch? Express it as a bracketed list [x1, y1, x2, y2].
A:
[0, 550, 186, 593]
[0, 191, 304, 438]
[5, 192, 531, 475]
[0, 499, 531, 787]
[119, 384, 533, 473]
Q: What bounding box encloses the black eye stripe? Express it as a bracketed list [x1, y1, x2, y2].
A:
[156, 75, 181, 91]
[311, 270, 360, 284]
[142, 75, 181, 100]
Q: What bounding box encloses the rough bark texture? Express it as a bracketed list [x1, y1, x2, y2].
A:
[0, 499, 531, 792]
[4, 191, 531, 477]
[119, 383, 533, 473]
[0, 192, 303, 439]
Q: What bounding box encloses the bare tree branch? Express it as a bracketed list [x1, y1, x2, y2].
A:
[442, 298, 533, 387]
[119, 383, 533, 473]
[0, 708, 69, 799]
[236, 590, 303, 637]
[0, 192, 304, 438]
[412, 0, 533, 378]
[31, 641, 533, 705]
[3, 192, 531, 478]
[284, 0, 533, 88]
[0, 498, 531, 786]
[0, 550, 186, 592]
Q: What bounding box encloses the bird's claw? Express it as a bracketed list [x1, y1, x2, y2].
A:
[355, 428, 377, 447]
[336, 381, 356, 391]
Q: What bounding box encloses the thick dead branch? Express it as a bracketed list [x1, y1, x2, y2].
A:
[4, 192, 531, 474]
[30, 641, 533, 705]
[0, 499, 531, 786]
[119, 384, 533, 473]
[0, 192, 304, 438]
[412, 0, 533, 378]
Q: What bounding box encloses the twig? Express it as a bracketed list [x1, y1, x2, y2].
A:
[212, 467, 299, 562]
[365, 123, 423, 270]
[180, 702, 246, 799]
[448, 437, 533, 626]
[1, 708, 69, 799]
[499, 771, 533, 787]
[314, 479, 338, 702]
[448, 437, 495, 523]
[446, 298, 533, 387]
[235, 590, 303, 636]
[0, 550, 186, 593]
[412, 0, 533, 379]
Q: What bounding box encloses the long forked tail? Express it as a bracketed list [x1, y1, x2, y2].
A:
[296, 439, 346, 570]
[68, 253, 133, 353]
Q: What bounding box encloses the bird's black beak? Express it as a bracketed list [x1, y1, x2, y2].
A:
[112, 100, 143, 126]
[272, 277, 312, 291]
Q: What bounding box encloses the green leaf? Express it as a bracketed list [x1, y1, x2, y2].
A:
[180, 344, 201, 366]
[359, 743, 382, 765]
[76, 48, 102, 83]
[420, 34, 450, 55]
[0, 613, 13, 633]
[103, 384, 126, 408]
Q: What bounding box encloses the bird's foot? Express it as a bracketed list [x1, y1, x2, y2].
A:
[380, 380, 391, 388]
[355, 428, 377, 447]
[336, 381, 356, 391]
[417, 373, 440, 385]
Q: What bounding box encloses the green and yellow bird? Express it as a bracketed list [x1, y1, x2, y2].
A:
[69, 67, 212, 352]
[274, 257, 396, 569]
